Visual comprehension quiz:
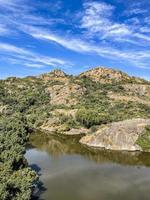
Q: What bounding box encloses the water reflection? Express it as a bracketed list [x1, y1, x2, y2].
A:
[26, 132, 150, 200]
[29, 131, 150, 167]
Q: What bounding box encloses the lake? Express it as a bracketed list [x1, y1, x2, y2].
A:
[25, 132, 150, 200]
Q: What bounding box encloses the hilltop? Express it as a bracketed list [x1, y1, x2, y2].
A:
[80, 67, 146, 84]
[0, 66, 150, 151]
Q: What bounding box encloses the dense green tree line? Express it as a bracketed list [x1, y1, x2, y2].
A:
[0, 78, 51, 200]
[76, 108, 110, 128]
[0, 114, 38, 200]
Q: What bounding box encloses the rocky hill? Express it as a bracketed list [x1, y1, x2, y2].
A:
[79, 67, 146, 84]
[0, 67, 150, 151]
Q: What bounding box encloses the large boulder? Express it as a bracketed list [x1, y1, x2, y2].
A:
[80, 119, 150, 151]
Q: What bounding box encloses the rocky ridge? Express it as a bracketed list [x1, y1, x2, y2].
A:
[79, 67, 145, 84]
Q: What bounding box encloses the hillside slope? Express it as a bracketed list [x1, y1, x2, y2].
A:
[0, 67, 150, 151]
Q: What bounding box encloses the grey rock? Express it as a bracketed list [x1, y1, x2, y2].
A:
[80, 119, 150, 151]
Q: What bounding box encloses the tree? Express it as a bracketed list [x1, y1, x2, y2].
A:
[76, 108, 110, 128]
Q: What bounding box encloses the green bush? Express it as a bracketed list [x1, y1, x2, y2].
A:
[76, 108, 110, 128]
[136, 126, 150, 150]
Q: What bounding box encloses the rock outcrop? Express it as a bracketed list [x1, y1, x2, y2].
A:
[80, 67, 133, 83]
[80, 119, 150, 151]
[79, 67, 147, 84]
[46, 82, 86, 106]
[108, 93, 150, 106]
[39, 69, 68, 83]
[122, 84, 150, 97]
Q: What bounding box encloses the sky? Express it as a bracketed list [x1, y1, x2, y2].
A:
[0, 0, 149, 79]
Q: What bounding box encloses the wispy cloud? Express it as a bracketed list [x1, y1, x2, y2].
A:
[145, 17, 150, 25]
[0, 42, 69, 68]
[1, 0, 149, 46]
[80, 2, 131, 38]
[0, 24, 10, 35]
[0, 0, 70, 69]
[127, 8, 148, 16]
[25, 27, 150, 69]
[0, 0, 64, 37]
[79, 1, 150, 45]
[0, 0, 149, 76]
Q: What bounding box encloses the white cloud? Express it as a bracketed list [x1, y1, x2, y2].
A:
[0, 0, 16, 5]
[81, 1, 114, 34]
[0, 0, 149, 72]
[28, 29, 93, 53]
[102, 24, 131, 39]
[145, 17, 150, 25]
[0, 24, 10, 35]
[80, 1, 131, 38]
[25, 27, 150, 69]
[0, 0, 63, 38]
[140, 27, 150, 33]
[127, 8, 148, 16]
[134, 33, 150, 42]
[0, 43, 29, 54]
[0, 0, 31, 15]
[80, 1, 150, 46]
[0, 42, 69, 68]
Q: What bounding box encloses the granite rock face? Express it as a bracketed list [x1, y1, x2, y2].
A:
[46, 82, 86, 106]
[123, 84, 150, 97]
[80, 67, 132, 83]
[80, 119, 150, 151]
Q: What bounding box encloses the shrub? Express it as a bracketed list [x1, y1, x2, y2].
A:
[136, 125, 150, 150]
[90, 125, 99, 133]
[76, 108, 110, 128]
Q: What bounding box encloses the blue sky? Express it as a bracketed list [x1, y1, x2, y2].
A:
[0, 0, 149, 79]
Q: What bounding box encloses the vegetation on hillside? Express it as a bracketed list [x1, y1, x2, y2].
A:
[74, 76, 150, 128]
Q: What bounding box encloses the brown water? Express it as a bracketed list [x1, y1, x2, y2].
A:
[25, 132, 150, 200]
